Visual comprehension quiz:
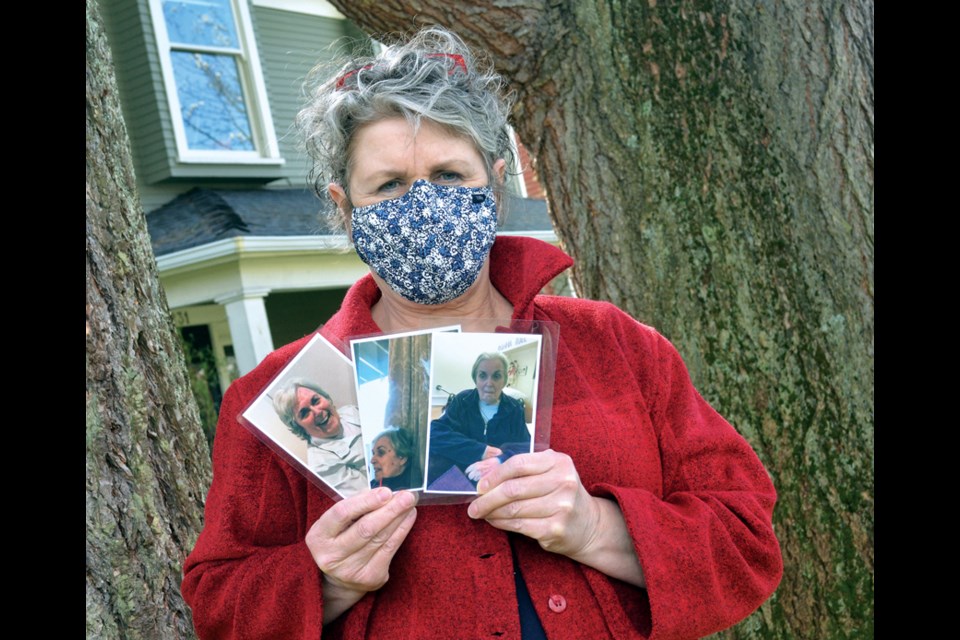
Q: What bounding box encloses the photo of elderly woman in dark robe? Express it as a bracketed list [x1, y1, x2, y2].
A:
[426, 333, 541, 492]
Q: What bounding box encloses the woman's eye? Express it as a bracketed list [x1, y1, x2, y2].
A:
[298, 409, 310, 420]
[378, 179, 402, 192]
[436, 171, 463, 183]
[311, 395, 320, 405]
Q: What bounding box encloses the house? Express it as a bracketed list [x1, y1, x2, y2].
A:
[101, 0, 566, 401]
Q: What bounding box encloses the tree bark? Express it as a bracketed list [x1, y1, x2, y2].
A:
[86, 0, 212, 637]
[327, 1, 873, 638]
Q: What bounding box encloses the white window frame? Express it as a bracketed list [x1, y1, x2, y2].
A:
[150, 0, 282, 164]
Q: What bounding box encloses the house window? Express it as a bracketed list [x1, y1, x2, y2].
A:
[152, 0, 280, 163]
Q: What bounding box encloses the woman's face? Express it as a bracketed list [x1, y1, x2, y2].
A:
[371, 436, 408, 481]
[475, 359, 507, 405]
[293, 386, 342, 439]
[329, 116, 504, 213]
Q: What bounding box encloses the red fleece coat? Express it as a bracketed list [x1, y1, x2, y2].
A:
[182, 236, 782, 640]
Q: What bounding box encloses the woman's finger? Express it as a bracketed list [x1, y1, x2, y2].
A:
[338, 491, 418, 547]
[481, 514, 568, 543]
[372, 506, 418, 559]
[319, 508, 417, 593]
[465, 463, 481, 482]
[328, 506, 418, 581]
[310, 496, 418, 592]
[475, 450, 561, 494]
[359, 497, 419, 552]
[477, 488, 575, 521]
[482, 445, 503, 459]
[468, 470, 574, 520]
[466, 449, 601, 556]
[311, 487, 394, 538]
[308, 490, 417, 560]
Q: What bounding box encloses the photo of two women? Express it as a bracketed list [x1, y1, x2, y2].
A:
[352, 330, 543, 497]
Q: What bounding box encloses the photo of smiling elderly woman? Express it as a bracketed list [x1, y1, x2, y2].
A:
[237, 333, 370, 500]
[272, 379, 368, 497]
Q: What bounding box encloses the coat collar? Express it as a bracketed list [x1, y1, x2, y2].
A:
[488, 236, 573, 321]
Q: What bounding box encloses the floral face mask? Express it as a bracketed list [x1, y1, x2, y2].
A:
[351, 180, 497, 305]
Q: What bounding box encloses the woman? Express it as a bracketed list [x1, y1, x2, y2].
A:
[428, 352, 530, 486]
[183, 27, 782, 639]
[272, 379, 368, 497]
[369, 427, 415, 490]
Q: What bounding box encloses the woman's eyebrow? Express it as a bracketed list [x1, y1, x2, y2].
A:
[356, 169, 406, 183]
[425, 158, 476, 172]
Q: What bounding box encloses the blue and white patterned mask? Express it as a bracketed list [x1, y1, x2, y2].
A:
[351, 180, 498, 305]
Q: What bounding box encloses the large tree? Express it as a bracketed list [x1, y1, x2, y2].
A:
[86, 0, 212, 637]
[328, 1, 873, 638]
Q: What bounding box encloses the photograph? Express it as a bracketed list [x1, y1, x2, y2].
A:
[425, 332, 542, 494]
[239, 333, 368, 500]
[351, 326, 459, 492]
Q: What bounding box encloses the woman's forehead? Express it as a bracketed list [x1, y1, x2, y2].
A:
[347, 118, 484, 178]
[295, 387, 318, 401]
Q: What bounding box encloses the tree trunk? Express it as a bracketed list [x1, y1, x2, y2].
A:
[327, 1, 873, 638]
[86, 0, 212, 637]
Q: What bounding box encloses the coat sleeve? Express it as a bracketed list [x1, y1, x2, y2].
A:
[428, 393, 487, 467]
[585, 309, 782, 639]
[181, 376, 330, 640]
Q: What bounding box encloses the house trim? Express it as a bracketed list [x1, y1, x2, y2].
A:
[252, 0, 345, 18]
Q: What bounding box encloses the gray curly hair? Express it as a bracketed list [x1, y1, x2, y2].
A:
[297, 26, 516, 230]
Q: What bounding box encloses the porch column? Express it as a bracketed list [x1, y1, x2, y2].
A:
[215, 288, 275, 375]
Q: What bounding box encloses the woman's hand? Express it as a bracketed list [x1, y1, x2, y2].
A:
[466, 450, 645, 587]
[306, 488, 418, 624]
[465, 445, 505, 482]
[466, 450, 597, 555]
[464, 456, 501, 482]
[482, 445, 503, 459]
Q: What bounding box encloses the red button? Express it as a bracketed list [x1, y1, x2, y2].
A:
[548, 594, 567, 613]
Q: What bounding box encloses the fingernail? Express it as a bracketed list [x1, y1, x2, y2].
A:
[477, 479, 488, 494]
[467, 503, 478, 519]
[375, 487, 392, 501]
[396, 491, 416, 509]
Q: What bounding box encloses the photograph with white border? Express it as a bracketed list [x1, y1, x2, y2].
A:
[425, 332, 542, 494]
[351, 326, 460, 492]
[239, 333, 367, 500]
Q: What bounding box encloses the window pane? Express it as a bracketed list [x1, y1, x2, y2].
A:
[171, 51, 255, 151]
[163, 0, 239, 49]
